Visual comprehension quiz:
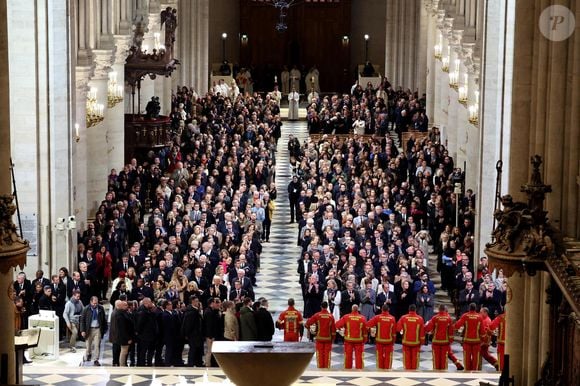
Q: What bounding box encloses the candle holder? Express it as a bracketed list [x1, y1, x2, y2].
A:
[107, 72, 124, 108]
[73, 123, 80, 143]
[441, 56, 449, 72]
[449, 71, 459, 90]
[468, 104, 479, 125]
[86, 87, 104, 128]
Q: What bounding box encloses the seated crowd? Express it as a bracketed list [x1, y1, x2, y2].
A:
[12, 85, 284, 366]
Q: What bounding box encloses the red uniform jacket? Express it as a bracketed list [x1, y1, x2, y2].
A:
[480, 315, 492, 345]
[489, 313, 506, 344]
[425, 311, 454, 345]
[396, 311, 425, 346]
[277, 306, 303, 336]
[336, 311, 367, 343]
[306, 309, 336, 342]
[366, 311, 397, 344]
[454, 310, 485, 343]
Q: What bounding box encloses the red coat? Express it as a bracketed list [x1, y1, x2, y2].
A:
[336, 311, 367, 343]
[95, 251, 113, 279]
[396, 310, 425, 346]
[306, 309, 336, 342]
[454, 310, 485, 343]
[366, 311, 397, 344]
[425, 311, 454, 345]
[489, 313, 506, 344]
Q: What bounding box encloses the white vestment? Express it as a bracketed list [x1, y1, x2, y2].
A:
[288, 91, 300, 120]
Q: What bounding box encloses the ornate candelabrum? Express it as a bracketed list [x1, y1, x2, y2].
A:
[107, 72, 124, 108]
[86, 87, 104, 128]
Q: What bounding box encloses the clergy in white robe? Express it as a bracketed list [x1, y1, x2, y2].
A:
[281, 66, 290, 95]
[288, 88, 300, 121]
[270, 85, 282, 105]
[289, 66, 301, 94]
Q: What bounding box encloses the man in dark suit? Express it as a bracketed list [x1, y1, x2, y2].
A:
[229, 280, 248, 305]
[13, 272, 33, 308]
[203, 298, 223, 367]
[32, 270, 50, 289]
[458, 281, 479, 316]
[181, 296, 204, 367]
[255, 298, 275, 341]
[114, 255, 134, 278]
[375, 282, 396, 313]
[67, 271, 88, 303]
[232, 269, 254, 301]
[340, 281, 361, 317]
[206, 276, 228, 302]
[50, 274, 67, 338]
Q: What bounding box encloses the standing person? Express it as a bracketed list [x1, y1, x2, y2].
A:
[262, 193, 275, 243]
[303, 275, 323, 319]
[160, 299, 177, 366]
[222, 301, 239, 341]
[203, 298, 223, 367]
[305, 301, 336, 368]
[416, 285, 435, 325]
[335, 304, 367, 369]
[109, 300, 134, 366]
[396, 304, 425, 370]
[281, 65, 290, 95]
[239, 297, 258, 341]
[135, 297, 158, 367]
[479, 307, 499, 370]
[79, 296, 108, 366]
[255, 298, 275, 341]
[454, 302, 485, 370]
[425, 305, 464, 370]
[276, 298, 304, 342]
[63, 290, 84, 352]
[287, 175, 301, 224]
[289, 65, 301, 93]
[288, 87, 300, 121]
[489, 310, 506, 371]
[181, 296, 204, 367]
[365, 304, 397, 370]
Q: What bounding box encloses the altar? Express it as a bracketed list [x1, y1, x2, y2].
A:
[212, 341, 314, 386]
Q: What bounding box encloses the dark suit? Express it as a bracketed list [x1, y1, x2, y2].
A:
[181, 305, 204, 367]
[254, 308, 275, 341]
[229, 288, 248, 303]
[206, 284, 228, 303]
[340, 289, 361, 317]
[458, 288, 480, 316]
[13, 280, 33, 306]
[135, 305, 157, 366]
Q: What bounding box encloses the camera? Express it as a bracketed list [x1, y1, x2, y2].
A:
[56, 217, 66, 231]
[68, 216, 77, 229]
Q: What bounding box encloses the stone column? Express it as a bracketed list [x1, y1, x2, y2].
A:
[193, 0, 209, 94]
[74, 67, 92, 233]
[86, 49, 114, 215]
[0, 1, 30, 383]
[505, 272, 525, 382]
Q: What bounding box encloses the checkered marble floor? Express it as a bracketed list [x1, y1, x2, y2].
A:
[23, 366, 500, 386]
[22, 120, 500, 384]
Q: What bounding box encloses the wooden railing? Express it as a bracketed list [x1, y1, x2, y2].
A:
[124, 114, 172, 163]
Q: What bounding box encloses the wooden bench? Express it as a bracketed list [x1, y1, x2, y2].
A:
[402, 131, 429, 147]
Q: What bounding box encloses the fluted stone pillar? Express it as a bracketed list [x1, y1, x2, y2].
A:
[86, 49, 114, 214]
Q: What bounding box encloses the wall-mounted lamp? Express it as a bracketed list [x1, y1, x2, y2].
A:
[342, 35, 349, 47]
[241, 33, 249, 46]
[74, 123, 80, 143]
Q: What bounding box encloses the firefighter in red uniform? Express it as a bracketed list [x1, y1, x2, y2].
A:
[454, 302, 485, 370]
[425, 304, 464, 370]
[365, 304, 397, 369]
[276, 298, 303, 342]
[305, 301, 336, 368]
[396, 304, 425, 370]
[335, 304, 367, 369]
[479, 307, 499, 370]
[489, 310, 506, 371]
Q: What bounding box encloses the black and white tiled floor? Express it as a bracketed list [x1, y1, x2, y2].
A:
[23, 119, 500, 385]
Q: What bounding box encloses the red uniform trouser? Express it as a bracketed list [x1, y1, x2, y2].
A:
[344, 342, 364, 369]
[402, 345, 421, 370]
[480, 344, 497, 368]
[497, 344, 505, 370]
[375, 343, 394, 369]
[284, 332, 300, 342]
[447, 350, 462, 367]
[432, 344, 450, 370]
[462, 342, 481, 370]
[315, 341, 332, 368]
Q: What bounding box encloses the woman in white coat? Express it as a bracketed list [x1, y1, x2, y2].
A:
[323, 279, 341, 321]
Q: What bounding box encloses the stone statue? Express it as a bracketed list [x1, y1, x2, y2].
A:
[161, 7, 177, 57]
[145, 96, 161, 119]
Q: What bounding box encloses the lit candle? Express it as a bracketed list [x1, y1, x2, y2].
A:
[274, 75, 277, 83]
[74, 123, 79, 137]
[475, 90, 480, 105]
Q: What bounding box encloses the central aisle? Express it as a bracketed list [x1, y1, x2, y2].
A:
[254, 120, 309, 340]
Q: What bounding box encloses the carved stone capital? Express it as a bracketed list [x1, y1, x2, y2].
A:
[76, 66, 93, 98]
[92, 48, 116, 80]
[0, 195, 29, 273]
[113, 35, 132, 65]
